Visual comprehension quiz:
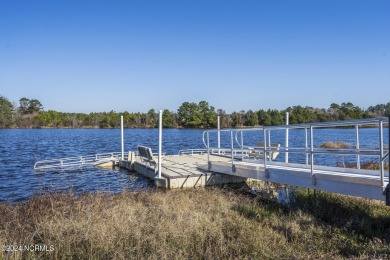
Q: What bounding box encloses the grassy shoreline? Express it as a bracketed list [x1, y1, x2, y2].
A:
[1, 187, 390, 259]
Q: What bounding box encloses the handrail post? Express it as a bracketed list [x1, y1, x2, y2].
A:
[121, 115, 124, 160]
[217, 115, 221, 155]
[355, 124, 360, 169]
[285, 112, 289, 163]
[268, 129, 271, 154]
[387, 116, 390, 205]
[310, 125, 315, 184]
[158, 110, 162, 178]
[379, 119, 384, 187]
[230, 130, 234, 170]
[207, 132, 210, 170]
[263, 128, 267, 168]
[240, 131, 244, 160]
[305, 128, 309, 165]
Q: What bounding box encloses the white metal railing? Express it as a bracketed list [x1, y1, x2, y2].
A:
[203, 117, 389, 188]
[178, 149, 208, 155]
[34, 152, 123, 170]
[178, 148, 246, 157]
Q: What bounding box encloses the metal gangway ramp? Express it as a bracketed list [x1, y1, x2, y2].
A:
[202, 118, 390, 204]
[34, 152, 123, 170]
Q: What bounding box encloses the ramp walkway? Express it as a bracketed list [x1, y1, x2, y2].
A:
[202, 117, 390, 204]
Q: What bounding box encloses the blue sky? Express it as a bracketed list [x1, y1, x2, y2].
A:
[0, 0, 389, 113]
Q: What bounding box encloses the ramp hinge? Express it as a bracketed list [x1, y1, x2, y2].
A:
[208, 161, 211, 171]
[232, 164, 236, 173]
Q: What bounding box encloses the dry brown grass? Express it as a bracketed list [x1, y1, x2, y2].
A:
[1, 188, 390, 259]
[319, 141, 351, 149]
[339, 161, 390, 171]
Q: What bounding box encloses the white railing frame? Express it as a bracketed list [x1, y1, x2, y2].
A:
[203, 118, 389, 188]
[34, 152, 123, 170]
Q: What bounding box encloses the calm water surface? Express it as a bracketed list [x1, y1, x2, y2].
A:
[0, 128, 388, 203]
[0, 129, 204, 203]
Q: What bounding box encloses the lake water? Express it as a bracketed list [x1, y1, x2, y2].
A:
[0, 128, 388, 203]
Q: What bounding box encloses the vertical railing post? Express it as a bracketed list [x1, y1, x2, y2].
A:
[207, 132, 210, 170]
[268, 129, 271, 157]
[263, 128, 267, 168]
[285, 112, 289, 163]
[158, 110, 162, 179]
[310, 125, 315, 183]
[240, 131, 244, 160]
[355, 124, 360, 169]
[217, 115, 221, 155]
[230, 130, 234, 169]
[379, 119, 384, 187]
[387, 116, 390, 205]
[121, 115, 124, 160]
[305, 128, 309, 165]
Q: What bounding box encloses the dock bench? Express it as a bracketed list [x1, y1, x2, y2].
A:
[137, 146, 159, 167]
[248, 142, 280, 160]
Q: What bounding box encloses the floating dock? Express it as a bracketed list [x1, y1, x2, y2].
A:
[119, 153, 247, 188]
[118, 117, 390, 204]
[34, 117, 390, 205]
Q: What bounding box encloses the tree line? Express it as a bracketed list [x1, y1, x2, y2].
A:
[0, 95, 389, 129]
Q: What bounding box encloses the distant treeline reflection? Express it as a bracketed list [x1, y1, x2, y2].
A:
[0, 96, 389, 129]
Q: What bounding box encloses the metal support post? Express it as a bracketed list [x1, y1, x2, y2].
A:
[379, 120, 384, 187]
[230, 130, 235, 172]
[355, 124, 360, 169]
[263, 128, 267, 170]
[241, 131, 244, 160]
[207, 132, 211, 171]
[285, 112, 289, 163]
[305, 128, 309, 165]
[158, 110, 162, 178]
[387, 116, 390, 205]
[121, 115, 124, 160]
[217, 115, 221, 154]
[310, 125, 315, 184]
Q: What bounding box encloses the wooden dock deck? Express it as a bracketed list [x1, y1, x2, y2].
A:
[119, 154, 247, 188]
